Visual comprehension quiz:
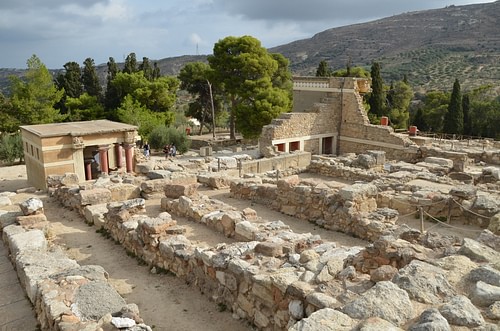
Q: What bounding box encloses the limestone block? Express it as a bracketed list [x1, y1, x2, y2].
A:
[20, 197, 44, 215]
[424, 157, 454, 168]
[199, 146, 212, 157]
[139, 217, 177, 235]
[289, 308, 355, 331]
[147, 170, 172, 180]
[9, 229, 47, 257]
[108, 184, 141, 201]
[255, 242, 283, 257]
[15, 248, 79, 303]
[339, 183, 377, 202]
[60, 173, 80, 186]
[84, 204, 108, 226]
[367, 150, 386, 165]
[0, 210, 22, 229]
[164, 183, 198, 198]
[235, 221, 259, 241]
[78, 188, 112, 206]
[72, 281, 126, 320]
[16, 213, 48, 229]
[458, 238, 500, 264]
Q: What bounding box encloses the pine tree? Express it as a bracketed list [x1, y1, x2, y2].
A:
[152, 62, 161, 80]
[369, 62, 386, 118]
[443, 79, 463, 134]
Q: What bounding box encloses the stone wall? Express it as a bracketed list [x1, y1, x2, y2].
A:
[240, 152, 312, 175]
[0, 200, 151, 331]
[230, 175, 401, 242]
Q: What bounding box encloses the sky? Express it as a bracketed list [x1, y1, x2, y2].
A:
[0, 0, 496, 69]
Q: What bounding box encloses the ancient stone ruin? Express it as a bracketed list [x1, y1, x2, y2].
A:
[0, 77, 499, 330]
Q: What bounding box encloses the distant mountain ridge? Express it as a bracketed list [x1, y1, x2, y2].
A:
[1, 1, 499, 94]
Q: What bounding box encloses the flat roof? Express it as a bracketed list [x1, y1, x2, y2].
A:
[20, 120, 138, 138]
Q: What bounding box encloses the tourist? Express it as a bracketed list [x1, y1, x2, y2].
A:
[163, 144, 170, 159]
[171, 144, 177, 157]
[143, 141, 150, 159]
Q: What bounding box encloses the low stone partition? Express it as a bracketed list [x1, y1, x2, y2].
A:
[307, 156, 380, 182]
[230, 175, 401, 242]
[140, 174, 197, 199]
[0, 199, 151, 331]
[239, 152, 312, 176]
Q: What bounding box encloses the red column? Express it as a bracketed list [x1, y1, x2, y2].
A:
[124, 144, 134, 173]
[84, 160, 92, 180]
[98, 146, 109, 175]
[114, 144, 122, 168]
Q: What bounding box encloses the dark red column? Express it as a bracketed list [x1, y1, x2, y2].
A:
[84, 160, 92, 180]
[98, 145, 110, 175]
[124, 143, 134, 173]
[115, 144, 123, 168]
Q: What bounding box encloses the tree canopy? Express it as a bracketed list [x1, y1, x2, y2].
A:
[208, 35, 292, 139]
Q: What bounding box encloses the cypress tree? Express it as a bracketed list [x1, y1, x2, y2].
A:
[443, 79, 463, 134]
[104, 57, 120, 115]
[123, 53, 137, 74]
[369, 62, 386, 117]
[315, 60, 331, 77]
[139, 57, 153, 81]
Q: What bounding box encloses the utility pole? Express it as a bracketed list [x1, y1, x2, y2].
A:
[207, 80, 216, 139]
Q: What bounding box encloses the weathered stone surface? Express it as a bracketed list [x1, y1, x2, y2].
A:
[392, 260, 455, 304]
[9, 229, 47, 257]
[73, 281, 126, 320]
[111, 317, 136, 328]
[84, 203, 108, 226]
[486, 301, 500, 320]
[147, 170, 172, 180]
[288, 300, 304, 320]
[477, 229, 500, 250]
[458, 238, 500, 264]
[357, 317, 404, 331]
[0, 210, 22, 229]
[339, 183, 377, 202]
[60, 173, 80, 186]
[16, 213, 48, 228]
[289, 308, 355, 331]
[0, 196, 12, 207]
[255, 242, 283, 257]
[488, 215, 500, 235]
[370, 265, 398, 282]
[409, 308, 451, 331]
[235, 221, 259, 241]
[341, 281, 412, 326]
[424, 157, 453, 168]
[305, 292, 339, 309]
[449, 185, 477, 199]
[16, 248, 79, 303]
[469, 265, 500, 287]
[19, 197, 44, 215]
[439, 295, 484, 327]
[471, 281, 500, 307]
[164, 183, 198, 198]
[78, 188, 112, 206]
[108, 183, 141, 201]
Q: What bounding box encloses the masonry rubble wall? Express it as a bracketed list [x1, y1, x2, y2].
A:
[240, 152, 312, 176]
[0, 208, 151, 330]
[230, 175, 401, 242]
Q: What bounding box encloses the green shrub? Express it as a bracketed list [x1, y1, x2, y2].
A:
[0, 132, 23, 165]
[148, 125, 191, 154]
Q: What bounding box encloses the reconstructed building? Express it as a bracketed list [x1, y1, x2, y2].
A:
[20, 120, 138, 189]
[259, 77, 417, 160]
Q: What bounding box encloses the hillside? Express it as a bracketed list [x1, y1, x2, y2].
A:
[1, 1, 499, 95]
[270, 1, 500, 92]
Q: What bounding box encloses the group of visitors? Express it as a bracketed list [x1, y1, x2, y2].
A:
[163, 143, 177, 159]
[142, 141, 177, 159]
